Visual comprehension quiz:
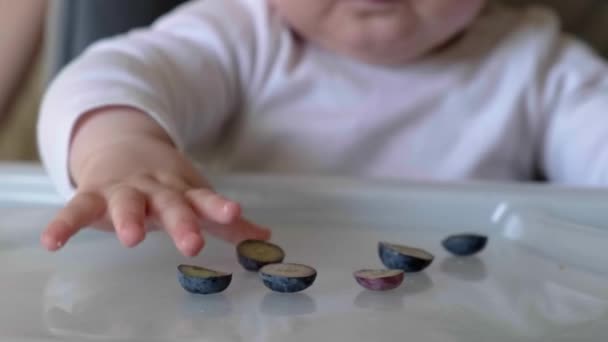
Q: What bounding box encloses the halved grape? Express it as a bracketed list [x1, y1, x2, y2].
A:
[237, 239, 285, 271]
[259, 263, 317, 293]
[378, 242, 434, 272]
[442, 234, 488, 256]
[177, 265, 232, 295]
[354, 269, 404, 291]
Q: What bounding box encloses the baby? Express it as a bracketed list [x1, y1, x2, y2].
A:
[37, 0, 608, 257]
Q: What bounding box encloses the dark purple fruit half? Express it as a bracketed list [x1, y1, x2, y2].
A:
[354, 269, 404, 291]
[177, 265, 232, 295]
[237, 240, 285, 271]
[378, 242, 434, 272]
[442, 234, 488, 256]
[259, 263, 317, 293]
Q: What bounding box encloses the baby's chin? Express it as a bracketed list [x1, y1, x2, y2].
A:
[309, 17, 467, 66]
[340, 46, 425, 67]
[316, 31, 452, 67]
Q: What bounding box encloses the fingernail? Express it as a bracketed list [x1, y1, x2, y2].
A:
[122, 229, 143, 247]
[221, 202, 241, 220]
[41, 233, 62, 251]
[222, 203, 234, 216]
[179, 233, 203, 256]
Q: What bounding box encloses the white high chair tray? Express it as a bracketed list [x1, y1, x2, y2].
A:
[1, 163, 607, 342]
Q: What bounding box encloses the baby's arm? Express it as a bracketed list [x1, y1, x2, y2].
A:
[37, 0, 270, 256]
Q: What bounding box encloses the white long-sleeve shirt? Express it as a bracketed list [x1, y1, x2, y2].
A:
[37, 0, 608, 198]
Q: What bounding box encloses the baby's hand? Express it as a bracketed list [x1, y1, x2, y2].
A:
[40, 108, 271, 257]
[41, 150, 271, 257]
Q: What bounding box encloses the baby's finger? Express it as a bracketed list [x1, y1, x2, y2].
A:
[41, 192, 106, 251]
[108, 187, 147, 248]
[186, 188, 241, 224]
[150, 191, 204, 257]
[203, 217, 271, 245]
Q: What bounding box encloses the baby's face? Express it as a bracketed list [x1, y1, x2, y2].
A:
[270, 0, 486, 65]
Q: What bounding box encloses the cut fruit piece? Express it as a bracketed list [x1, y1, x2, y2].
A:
[177, 265, 232, 295]
[354, 269, 404, 291]
[442, 234, 488, 256]
[236, 240, 285, 271]
[378, 242, 434, 272]
[259, 263, 317, 293]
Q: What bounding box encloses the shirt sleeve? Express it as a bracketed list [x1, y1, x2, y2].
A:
[538, 31, 608, 186]
[37, 0, 264, 199]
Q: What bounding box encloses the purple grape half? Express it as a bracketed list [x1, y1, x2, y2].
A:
[177, 265, 232, 295]
[442, 234, 488, 256]
[259, 263, 317, 293]
[378, 242, 434, 272]
[237, 240, 285, 271]
[354, 269, 405, 291]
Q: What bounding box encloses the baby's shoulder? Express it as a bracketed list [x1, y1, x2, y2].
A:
[456, 2, 585, 72]
[155, 0, 283, 35]
[489, 2, 562, 28]
[150, 0, 288, 58]
[470, 2, 564, 48]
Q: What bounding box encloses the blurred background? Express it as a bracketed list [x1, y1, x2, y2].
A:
[0, 0, 607, 162]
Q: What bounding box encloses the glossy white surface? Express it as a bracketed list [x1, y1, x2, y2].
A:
[1, 163, 608, 341]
